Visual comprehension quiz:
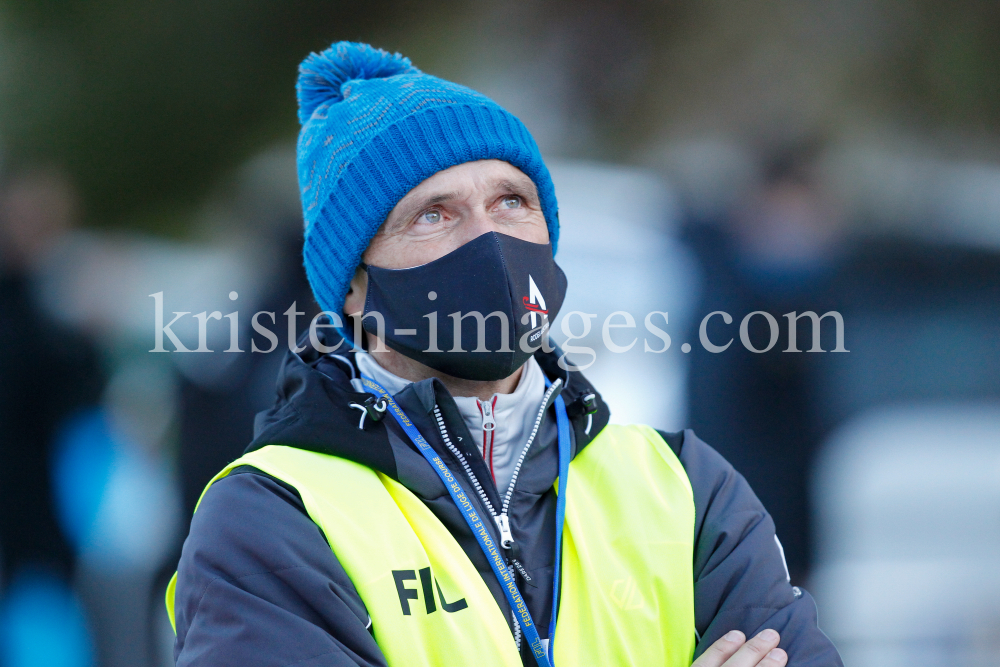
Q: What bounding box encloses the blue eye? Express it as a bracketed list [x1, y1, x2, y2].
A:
[502, 196, 521, 209]
[421, 210, 442, 224]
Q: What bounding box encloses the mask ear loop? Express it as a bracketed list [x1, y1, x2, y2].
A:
[342, 262, 370, 350]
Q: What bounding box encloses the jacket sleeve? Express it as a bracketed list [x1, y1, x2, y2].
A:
[173, 468, 389, 667]
[675, 430, 843, 666]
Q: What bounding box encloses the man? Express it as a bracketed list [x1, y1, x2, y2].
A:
[169, 42, 842, 667]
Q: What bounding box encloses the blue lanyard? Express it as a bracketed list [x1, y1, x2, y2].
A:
[548, 391, 570, 663]
[361, 375, 569, 667]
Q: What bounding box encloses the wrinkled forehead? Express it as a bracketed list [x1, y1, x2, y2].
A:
[395, 159, 538, 203]
[383, 159, 539, 231]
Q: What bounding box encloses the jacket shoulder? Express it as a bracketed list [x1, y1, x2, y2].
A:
[651, 429, 842, 666]
[173, 468, 387, 667]
[655, 429, 684, 458]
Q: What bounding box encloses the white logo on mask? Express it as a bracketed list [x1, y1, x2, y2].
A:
[523, 275, 548, 329]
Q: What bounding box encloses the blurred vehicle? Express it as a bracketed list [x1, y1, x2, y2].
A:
[812, 405, 1000, 667]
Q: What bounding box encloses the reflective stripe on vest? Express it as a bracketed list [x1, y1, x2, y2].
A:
[167, 423, 696, 666]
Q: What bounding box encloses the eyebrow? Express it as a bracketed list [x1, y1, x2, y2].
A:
[496, 177, 539, 203]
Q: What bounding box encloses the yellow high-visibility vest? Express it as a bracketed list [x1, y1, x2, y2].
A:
[168, 423, 696, 666]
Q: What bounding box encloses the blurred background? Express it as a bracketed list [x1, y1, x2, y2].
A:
[0, 1, 998, 665]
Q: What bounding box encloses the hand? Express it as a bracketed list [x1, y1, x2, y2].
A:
[692, 629, 787, 667]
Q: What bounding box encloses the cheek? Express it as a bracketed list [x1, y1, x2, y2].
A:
[363, 233, 411, 270]
[523, 212, 550, 244]
[365, 232, 460, 270]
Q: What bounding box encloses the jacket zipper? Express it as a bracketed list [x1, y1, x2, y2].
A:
[431, 378, 563, 651]
[478, 397, 497, 484]
[499, 379, 559, 521]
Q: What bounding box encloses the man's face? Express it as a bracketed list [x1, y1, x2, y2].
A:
[343, 159, 548, 314]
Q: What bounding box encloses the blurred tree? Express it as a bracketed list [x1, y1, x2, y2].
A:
[2, 0, 1000, 235]
[876, 0, 1000, 132]
[0, 0, 427, 234]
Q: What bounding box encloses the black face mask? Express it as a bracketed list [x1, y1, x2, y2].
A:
[361, 231, 567, 381]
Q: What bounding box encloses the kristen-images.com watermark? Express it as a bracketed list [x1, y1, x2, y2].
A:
[148, 292, 848, 371]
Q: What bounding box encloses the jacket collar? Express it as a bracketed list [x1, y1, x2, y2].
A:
[247, 329, 610, 476]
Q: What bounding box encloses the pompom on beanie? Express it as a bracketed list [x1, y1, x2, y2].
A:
[296, 41, 559, 317]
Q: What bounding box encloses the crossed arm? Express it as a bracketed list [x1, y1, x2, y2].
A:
[677, 429, 842, 666]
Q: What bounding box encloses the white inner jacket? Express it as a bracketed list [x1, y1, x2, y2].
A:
[353, 351, 547, 494]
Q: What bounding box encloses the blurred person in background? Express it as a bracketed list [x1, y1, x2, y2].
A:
[174, 164, 318, 519]
[684, 138, 847, 582]
[0, 165, 102, 666]
[167, 42, 841, 667]
[162, 159, 318, 656]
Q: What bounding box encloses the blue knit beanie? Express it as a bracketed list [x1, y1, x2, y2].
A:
[296, 41, 559, 317]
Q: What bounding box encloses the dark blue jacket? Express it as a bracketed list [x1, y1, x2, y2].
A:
[172, 339, 842, 666]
